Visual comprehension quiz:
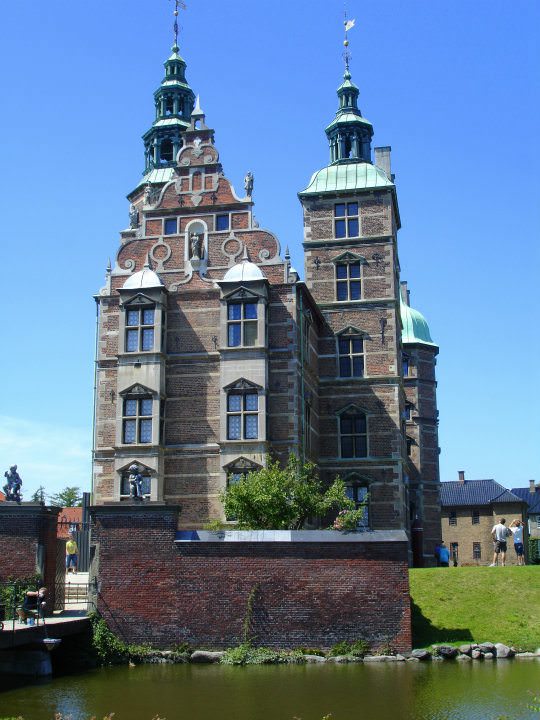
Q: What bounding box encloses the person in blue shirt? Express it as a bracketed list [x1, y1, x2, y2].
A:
[438, 541, 450, 567]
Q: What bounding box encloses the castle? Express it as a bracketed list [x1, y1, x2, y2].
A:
[92, 19, 441, 563]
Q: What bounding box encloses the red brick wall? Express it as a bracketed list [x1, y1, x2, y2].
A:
[91, 506, 411, 652]
[0, 505, 61, 612]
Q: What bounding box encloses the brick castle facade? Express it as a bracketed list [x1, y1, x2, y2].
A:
[92, 31, 441, 562]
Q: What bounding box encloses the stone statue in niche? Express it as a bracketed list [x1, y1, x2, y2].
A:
[244, 171, 254, 197]
[128, 463, 144, 501]
[190, 232, 204, 260]
[144, 183, 152, 204]
[129, 204, 139, 229]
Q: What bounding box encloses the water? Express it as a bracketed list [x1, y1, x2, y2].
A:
[1, 661, 539, 720]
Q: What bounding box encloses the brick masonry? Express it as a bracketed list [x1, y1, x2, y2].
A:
[0, 505, 62, 612]
[90, 505, 411, 652]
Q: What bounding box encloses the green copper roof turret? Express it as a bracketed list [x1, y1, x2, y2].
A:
[325, 70, 374, 165]
[400, 298, 438, 348]
[141, 43, 195, 180]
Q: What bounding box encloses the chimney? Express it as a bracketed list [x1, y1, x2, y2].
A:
[400, 281, 410, 306]
[531, 479, 537, 494]
[458, 470, 465, 484]
[374, 146, 393, 180]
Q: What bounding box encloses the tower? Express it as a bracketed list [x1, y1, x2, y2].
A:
[298, 53, 428, 537]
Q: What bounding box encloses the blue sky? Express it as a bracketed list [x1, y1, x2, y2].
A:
[1, 1, 538, 499]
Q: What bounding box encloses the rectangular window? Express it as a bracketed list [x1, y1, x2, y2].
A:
[122, 397, 153, 444]
[472, 510, 480, 525]
[216, 214, 230, 231]
[227, 392, 259, 440]
[340, 412, 367, 458]
[449, 510, 457, 526]
[227, 302, 258, 347]
[125, 306, 155, 352]
[403, 404, 413, 420]
[164, 218, 177, 235]
[304, 403, 311, 455]
[338, 336, 364, 377]
[336, 262, 361, 302]
[473, 542, 481, 560]
[402, 354, 411, 376]
[334, 202, 359, 239]
[345, 484, 369, 528]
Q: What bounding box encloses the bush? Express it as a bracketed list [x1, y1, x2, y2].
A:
[296, 647, 326, 657]
[327, 640, 370, 657]
[528, 537, 540, 565]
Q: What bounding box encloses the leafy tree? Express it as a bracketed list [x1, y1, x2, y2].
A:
[49, 486, 83, 507]
[31, 486, 46, 504]
[220, 455, 355, 530]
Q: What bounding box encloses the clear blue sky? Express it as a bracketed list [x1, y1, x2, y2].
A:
[1, 1, 538, 499]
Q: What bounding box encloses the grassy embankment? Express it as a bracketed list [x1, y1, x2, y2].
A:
[409, 566, 540, 650]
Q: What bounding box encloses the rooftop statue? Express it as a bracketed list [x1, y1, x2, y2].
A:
[244, 171, 254, 197]
[3, 465, 22, 503]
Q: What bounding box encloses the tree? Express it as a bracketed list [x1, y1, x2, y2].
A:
[49, 486, 83, 507]
[220, 455, 356, 530]
[31, 486, 46, 504]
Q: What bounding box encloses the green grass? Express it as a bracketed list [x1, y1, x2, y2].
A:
[409, 566, 540, 650]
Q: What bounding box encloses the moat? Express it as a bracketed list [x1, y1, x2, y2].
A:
[2, 661, 539, 720]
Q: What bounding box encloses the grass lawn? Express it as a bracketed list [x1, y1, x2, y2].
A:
[409, 566, 540, 650]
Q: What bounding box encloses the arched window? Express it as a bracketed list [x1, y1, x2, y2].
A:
[339, 408, 368, 458]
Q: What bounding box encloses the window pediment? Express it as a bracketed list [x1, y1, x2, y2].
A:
[123, 294, 155, 307]
[119, 383, 154, 397]
[224, 377, 263, 392]
[336, 325, 367, 338]
[223, 456, 262, 472]
[337, 403, 368, 416]
[117, 459, 153, 474]
[224, 287, 263, 301]
[332, 251, 367, 265]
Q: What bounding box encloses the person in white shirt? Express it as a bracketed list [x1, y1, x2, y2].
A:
[509, 519, 525, 565]
[490, 518, 511, 566]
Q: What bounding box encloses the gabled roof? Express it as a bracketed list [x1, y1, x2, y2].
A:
[441, 480, 525, 507]
[510, 487, 540, 514]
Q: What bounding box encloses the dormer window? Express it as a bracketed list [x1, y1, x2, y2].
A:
[227, 301, 257, 347]
[126, 307, 155, 352]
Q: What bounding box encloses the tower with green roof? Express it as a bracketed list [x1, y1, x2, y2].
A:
[400, 282, 440, 556]
[140, 43, 195, 186]
[298, 36, 440, 561]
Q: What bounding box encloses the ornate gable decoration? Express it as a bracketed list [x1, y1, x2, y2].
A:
[223, 377, 263, 392]
[119, 383, 154, 397]
[223, 456, 263, 472]
[332, 251, 367, 265]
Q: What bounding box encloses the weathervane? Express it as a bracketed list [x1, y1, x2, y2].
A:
[343, 7, 356, 72]
[169, 0, 187, 47]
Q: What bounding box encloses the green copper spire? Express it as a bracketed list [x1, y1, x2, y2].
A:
[141, 42, 195, 178]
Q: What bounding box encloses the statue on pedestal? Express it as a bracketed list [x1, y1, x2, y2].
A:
[128, 463, 144, 501]
[129, 204, 139, 229]
[190, 232, 203, 261]
[244, 171, 254, 197]
[3, 465, 22, 503]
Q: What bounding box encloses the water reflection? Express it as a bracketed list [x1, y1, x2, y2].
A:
[1, 661, 539, 720]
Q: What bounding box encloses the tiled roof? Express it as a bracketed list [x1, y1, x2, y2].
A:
[510, 488, 540, 514]
[57, 507, 83, 538]
[0, 491, 5, 502]
[441, 480, 525, 507]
